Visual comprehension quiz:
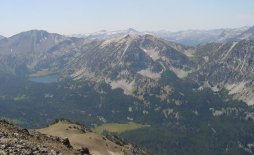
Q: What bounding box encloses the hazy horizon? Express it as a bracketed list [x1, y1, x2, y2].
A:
[1, 0, 254, 37]
[1, 25, 254, 38]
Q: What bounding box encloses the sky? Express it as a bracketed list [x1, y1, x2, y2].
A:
[1, 0, 254, 36]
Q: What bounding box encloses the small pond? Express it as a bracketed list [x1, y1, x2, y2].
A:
[30, 75, 58, 84]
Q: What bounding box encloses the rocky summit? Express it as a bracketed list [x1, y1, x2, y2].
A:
[0, 119, 77, 154]
[0, 119, 151, 155]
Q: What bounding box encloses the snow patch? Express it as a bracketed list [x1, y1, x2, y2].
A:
[171, 67, 189, 79]
[137, 68, 161, 80]
[109, 79, 135, 95]
[211, 86, 220, 92]
[213, 110, 224, 116]
[141, 47, 160, 61]
[225, 82, 246, 95]
[128, 107, 133, 112]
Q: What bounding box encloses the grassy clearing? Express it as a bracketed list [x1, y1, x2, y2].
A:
[37, 121, 129, 155]
[93, 122, 150, 134]
[14, 95, 28, 101]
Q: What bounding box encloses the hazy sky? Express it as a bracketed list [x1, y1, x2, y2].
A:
[1, 0, 254, 36]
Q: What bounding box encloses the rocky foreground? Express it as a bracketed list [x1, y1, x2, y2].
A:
[0, 120, 151, 155]
[0, 120, 78, 154]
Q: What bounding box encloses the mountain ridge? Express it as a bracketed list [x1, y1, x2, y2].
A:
[0, 29, 254, 105]
[192, 39, 254, 105]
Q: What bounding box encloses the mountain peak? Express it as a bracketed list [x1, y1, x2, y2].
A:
[0, 29, 67, 57]
[122, 33, 142, 40]
[16, 29, 49, 36]
[127, 28, 138, 33]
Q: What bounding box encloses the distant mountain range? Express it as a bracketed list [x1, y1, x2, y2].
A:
[155, 26, 251, 45]
[70, 26, 254, 45]
[71, 28, 142, 40]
